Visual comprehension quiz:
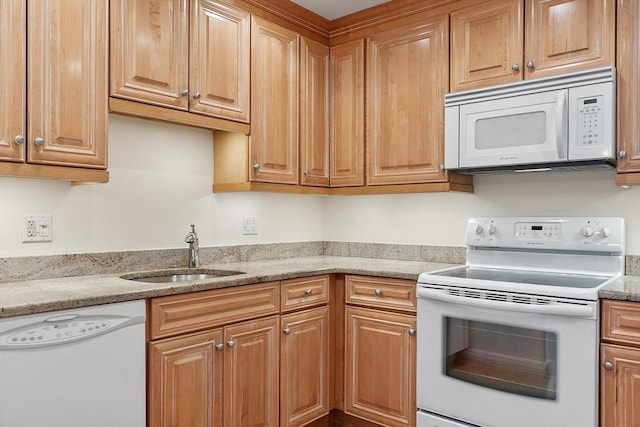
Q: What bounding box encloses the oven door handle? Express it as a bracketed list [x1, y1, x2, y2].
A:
[417, 288, 594, 318]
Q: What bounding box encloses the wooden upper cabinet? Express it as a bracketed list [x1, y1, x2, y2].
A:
[450, 0, 523, 92]
[616, 0, 640, 174]
[366, 13, 449, 185]
[27, 0, 108, 168]
[0, 0, 26, 162]
[190, 0, 250, 122]
[300, 38, 330, 187]
[329, 40, 365, 187]
[450, 0, 615, 91]
[110, 0, 189, 110]
[250, 16, 299, 184]
[525, 0, 615, 79]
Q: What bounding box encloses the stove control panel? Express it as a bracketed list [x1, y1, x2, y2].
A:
[467, 217, 624, 252]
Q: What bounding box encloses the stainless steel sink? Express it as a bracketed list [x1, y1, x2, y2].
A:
[121, 269, 244, 283]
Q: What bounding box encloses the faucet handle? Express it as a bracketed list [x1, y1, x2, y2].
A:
[185, 224, 198, 243]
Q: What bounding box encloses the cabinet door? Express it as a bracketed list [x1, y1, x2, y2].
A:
[300, 38, 330, 187]
[0, 0, 26, 162]
[250, 17, 299, 184]
[329, 40, 365, 187]
[27, 0, 108, 168]
[345, 306, 416, 427]
[224, 316, 279, 427]
[616, 0, 640, 173]
[190, 0, 250, 123]
[366, 13, 448, 185]
[601, 344, 640, 427]
[281, 307, 330, 427]
[524, 0, 615, 79]
[110, 0, 189, 110]
[450, 0, 523, 92]
[149, 329, 224, 427]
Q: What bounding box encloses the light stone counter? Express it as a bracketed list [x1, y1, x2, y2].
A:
[599, 276, 640, 302]
[0, 256, 456, 318]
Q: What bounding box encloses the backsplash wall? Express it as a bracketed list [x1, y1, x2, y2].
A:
[1, 115, 639, 258]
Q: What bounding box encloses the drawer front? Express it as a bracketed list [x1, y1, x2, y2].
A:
[281, 275, 330, 312]
[150, 282, 280, 340]
[345, 275, 416, 313]
[602, 300, 640, 346]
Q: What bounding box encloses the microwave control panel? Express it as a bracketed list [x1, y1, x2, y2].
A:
[577, 95, 604, 147]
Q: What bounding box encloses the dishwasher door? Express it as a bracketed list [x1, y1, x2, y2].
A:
[0, 300, 146, 427]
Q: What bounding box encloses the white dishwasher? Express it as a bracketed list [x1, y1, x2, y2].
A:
[0, 300, 146, 427]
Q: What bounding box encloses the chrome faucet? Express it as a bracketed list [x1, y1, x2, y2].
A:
[184, 224, 200, 268]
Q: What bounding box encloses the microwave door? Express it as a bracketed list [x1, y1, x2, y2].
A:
[458, 90, 568, 168]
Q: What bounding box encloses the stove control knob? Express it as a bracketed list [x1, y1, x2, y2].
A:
[600, 226, 611, 238]
[487, 224, 496, 235]
[474, 224, 483, 235]
[581, 226, 595, 237]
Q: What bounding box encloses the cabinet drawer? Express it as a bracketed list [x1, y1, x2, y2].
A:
[602, 300, 640, 346]
[281, 275, 330, 312]
[345, 275, 416, 313]
[149, 282, 280, 340]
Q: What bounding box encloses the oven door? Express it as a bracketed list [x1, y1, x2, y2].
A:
[416, 286, 598, 427]
[458, 89, 568, 168]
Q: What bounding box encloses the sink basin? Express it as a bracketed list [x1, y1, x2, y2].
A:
[121, 269, 244, 283]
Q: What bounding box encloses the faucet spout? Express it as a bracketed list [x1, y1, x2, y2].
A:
[184, 224, 200, 268]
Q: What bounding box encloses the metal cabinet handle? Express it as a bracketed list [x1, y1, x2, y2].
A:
[226, 340, 235, 348]
[511, 63, 520, 71]
[181, 89, 189, 96]
[374, 289, 383, 296]
[215, 343, 224, 351]
[408, 328, 416, 336]
[34, 137, 44, 147]
[283, 328, 291, 335]
[604, 361, 613, 371]
[619, 150, 627, 159]
[526, 60, 535, 69]
[14, 135, 24, 144]
[304, 289, 312, 296]
[193, 91, 201, 99]
[253, 163, 261, 171]
[303, 169, 310, 176]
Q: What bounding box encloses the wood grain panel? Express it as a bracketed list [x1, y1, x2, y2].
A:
[345, 275, 417, 313]
[0, 0, 26, 162]
[149, 282, 280, 339]
[27, 0, 108, 168]
[602, 300, 640, 346]
[281, 275, 330, 312]
[601, 344, 640, 427]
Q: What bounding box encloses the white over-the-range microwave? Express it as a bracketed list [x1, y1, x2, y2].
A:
[444, 66, 615, 174]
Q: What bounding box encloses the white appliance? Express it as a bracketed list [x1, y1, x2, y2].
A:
[444, 67, 616, 173]
[0, 300, 146, 427]
[416, 217, 624, 427]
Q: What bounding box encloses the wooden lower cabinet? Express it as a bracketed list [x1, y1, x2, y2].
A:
[601, 344, 640, 427]
[344, 306, 416, 427]
[281, 306, 330, 427]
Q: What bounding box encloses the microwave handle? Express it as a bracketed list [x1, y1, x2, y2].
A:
[556, 90, 567, 159]
[417, 287, 594, 318]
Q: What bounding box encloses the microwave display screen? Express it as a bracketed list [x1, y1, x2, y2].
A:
[583, 98, 598, 104]
[531, 225, 543, 230]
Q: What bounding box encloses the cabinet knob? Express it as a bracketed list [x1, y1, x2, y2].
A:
[253, 163, 261, 171]
[304, 289, 312, 296]
[181, 89, 189, 96]
[193, 91, 201, 99]
[374, 289, 383, 296]
[526, 60, 535, 69]
[408, 328, 416, 336]
[511, 63, 520, 71]
[34, 137, 44, 147]
[283, 328, 291, 335]
[303, 169, 310, 176]
[604, 361, 613, 371]
[14, 135, 24, 145]
[215, 343, 224, 351]
[226, 340, 235, 348]
[619, 150, 627, 159]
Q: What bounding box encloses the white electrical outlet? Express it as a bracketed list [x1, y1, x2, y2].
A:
[22, 215, 52, 242]
[243, 216, 257, 235]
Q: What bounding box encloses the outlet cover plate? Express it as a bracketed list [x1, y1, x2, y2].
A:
[243, 216, 257, 235]
[22, 215, 52, 242]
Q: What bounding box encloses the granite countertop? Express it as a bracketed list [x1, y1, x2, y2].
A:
[0, 256, 456, 318]
[1, 255, 639, 318]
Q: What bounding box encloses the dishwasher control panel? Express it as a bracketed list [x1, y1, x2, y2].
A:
[0, 315, 130, 348]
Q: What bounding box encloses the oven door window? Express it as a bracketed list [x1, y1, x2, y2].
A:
[444, 317, 557, 400]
